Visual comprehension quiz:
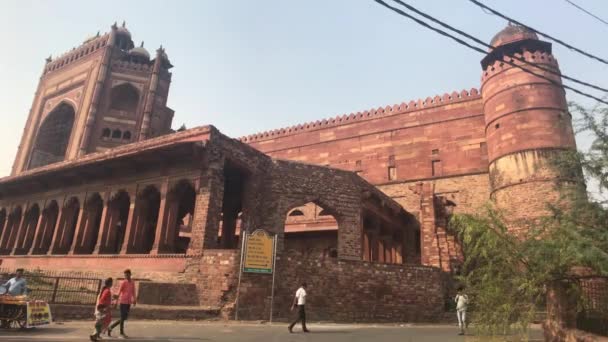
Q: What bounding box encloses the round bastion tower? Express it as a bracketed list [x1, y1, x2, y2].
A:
[480, 24, 577, 235]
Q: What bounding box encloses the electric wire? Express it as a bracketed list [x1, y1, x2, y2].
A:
[373, 0, 608, 105]
[564, 0, 608, 27]
[390, 0, 608, 93]
[469, 0, 608, 66]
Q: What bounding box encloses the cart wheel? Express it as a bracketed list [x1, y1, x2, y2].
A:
[11, 318, 27, 329]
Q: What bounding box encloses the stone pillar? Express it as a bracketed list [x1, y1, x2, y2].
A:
[93, 193, 111, 254]
[11, 207, 31, 255]
[187, 162, 224, 255]
[0, 213, 11, 253]
[119, 200, 138, 254]
[151, 180, 170, 255]
[69, 197, 89, 255]
[28, 213, 47, 255]
[6, 209, 26, 255]
[337, 213, 364, 261]
[48, 206, 66, 255]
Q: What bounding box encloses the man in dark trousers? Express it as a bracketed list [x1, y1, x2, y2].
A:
[288, 282, 310, 333]
[108, 269, 136, 338]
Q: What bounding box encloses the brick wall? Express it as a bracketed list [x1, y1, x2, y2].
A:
[236, 257, 444, 322]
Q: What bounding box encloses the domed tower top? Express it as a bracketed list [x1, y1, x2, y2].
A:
[481, 23, 551, 69]
[112, 21, 134, 51]
[490, 23, 538, 49]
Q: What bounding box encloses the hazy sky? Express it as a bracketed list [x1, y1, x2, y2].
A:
[1, 0, 607, 190]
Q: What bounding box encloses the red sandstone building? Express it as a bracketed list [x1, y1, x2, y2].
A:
[0, 23, 575, 321]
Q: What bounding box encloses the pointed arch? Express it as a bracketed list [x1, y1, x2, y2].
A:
[28, 102, 76, 169]
[109, 83, 140, 113]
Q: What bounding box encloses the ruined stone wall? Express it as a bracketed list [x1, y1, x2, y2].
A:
[236, 257, 444, 322]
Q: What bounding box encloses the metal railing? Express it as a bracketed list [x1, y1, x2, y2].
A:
[577, 278, 608, 336]
[0, 272, 102, 305]
[28, 275, 102, 305]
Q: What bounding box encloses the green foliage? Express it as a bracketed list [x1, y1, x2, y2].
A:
[451, 100, 608, 337]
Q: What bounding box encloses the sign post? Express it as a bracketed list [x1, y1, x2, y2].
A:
[234, 229, 277, 322]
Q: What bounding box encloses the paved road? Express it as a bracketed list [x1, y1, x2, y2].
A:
[0, 321, 544, 342]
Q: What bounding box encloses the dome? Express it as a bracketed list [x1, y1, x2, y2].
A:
[116, 26, 131, 38]
[490, 24, 538, 50]
[129, 46, 150, 60]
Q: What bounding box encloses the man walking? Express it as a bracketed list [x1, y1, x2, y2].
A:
[455, 287, 469, 335]
[288, 282, 309, 333]
[109, 269, 136, 338]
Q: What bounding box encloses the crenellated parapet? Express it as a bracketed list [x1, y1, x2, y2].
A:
[43, 34, 111, 75]
[240, 87, 480, 143]
[481, 50, 560, 83]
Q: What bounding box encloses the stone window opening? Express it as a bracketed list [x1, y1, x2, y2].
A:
[109, 83, 140, 113]
[28, 102, 76, 170]
[388, 166, 397, 181]
[101, 128, 111, 138]
[284, 201, 338, 259]
[289, 209, 304, 216]
[432, 149, 439, 155]
[122, 131, 132, 140]
[112, 129, 122, 139]
[432, 160, 443, 177]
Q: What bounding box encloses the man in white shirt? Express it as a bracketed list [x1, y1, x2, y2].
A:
[2, 269, 27, 296]
[288, 282, 309, 333]
[454, 287, 469, 335]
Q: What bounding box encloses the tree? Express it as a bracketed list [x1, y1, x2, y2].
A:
[451, 100, 608, 337]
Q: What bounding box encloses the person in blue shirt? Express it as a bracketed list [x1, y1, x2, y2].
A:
[2, 269, 27, 296]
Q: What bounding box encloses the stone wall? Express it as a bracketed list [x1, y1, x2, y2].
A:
[236, 256, 444, 322]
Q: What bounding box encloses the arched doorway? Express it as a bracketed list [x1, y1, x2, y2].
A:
[283, 202, 338, 260]
[127, 185, 160, 254]
[74, 193, 103, 254]
[0, 206, 23, 254]
[52, 197, 80, 254]
[164, 180, 196, 253]
[14, 204, 41, 255]
[29, 103, 75, 169]
[103, 191, 130, 254]
[32, 201, 59, 255]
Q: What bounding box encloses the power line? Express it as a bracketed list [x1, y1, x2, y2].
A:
[468, 0, 608, 66]
[389, 0, 608, 93]
[564, 0, 608, 27]
[373, 0, 608, 105]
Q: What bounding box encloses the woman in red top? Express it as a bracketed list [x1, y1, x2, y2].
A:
[90, 278, 113, 341]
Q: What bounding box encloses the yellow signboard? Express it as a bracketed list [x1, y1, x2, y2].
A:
[243, 229, 275, 273]
[27, 301, 52, 327]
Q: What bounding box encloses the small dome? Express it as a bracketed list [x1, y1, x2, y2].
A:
[129, 46, 150, 60]
[490, 24, 538, 50]
[114, 21, 131, 38]
[116, 26, 131, 38]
